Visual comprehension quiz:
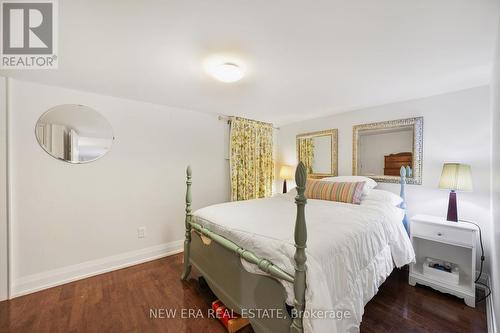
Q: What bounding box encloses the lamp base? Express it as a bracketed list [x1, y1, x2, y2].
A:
[282, 180, 287, 194]
[447, 190, 458, 222]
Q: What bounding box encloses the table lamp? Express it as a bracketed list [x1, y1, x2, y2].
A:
[279, 165, 294, 193]
[439, 163, 472, 222]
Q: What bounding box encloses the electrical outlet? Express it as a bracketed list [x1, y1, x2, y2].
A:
[137, 227, 146, 239]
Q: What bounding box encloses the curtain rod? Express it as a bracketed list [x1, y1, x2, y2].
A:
[218, 115, 280, 130]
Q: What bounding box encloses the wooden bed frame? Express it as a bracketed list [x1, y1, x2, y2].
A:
[181, 162, 409, 333]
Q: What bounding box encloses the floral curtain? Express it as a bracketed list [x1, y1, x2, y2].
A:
[230, 117, 274, 201]
[298, 138, 314, 174]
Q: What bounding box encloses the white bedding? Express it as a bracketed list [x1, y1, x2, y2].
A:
[193, 194, 415, 333]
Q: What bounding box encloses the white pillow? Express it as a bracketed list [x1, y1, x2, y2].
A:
[321, 176, 377, 189]
[273, 187, 297, 201]
[321, 176, 377, 193]
[362, 189, 403, 206]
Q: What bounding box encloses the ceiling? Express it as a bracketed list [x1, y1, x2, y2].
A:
[1, 0, 499, 126]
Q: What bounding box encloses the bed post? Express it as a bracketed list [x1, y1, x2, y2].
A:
[291, 162, 307, 333]
[181, 165, 193, 281]
[399, 166, 409, 233]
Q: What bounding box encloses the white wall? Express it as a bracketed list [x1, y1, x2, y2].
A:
[490, 19, 500, 330]
[7, 79, 230, 296]
[278, 87, 492, 273]
[0, 77, 8, 300]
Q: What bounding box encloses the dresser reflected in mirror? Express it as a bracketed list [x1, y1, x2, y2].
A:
[353, 117, 423, 184]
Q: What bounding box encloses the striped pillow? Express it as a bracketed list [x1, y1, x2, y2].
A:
[304, 179, 365, 204]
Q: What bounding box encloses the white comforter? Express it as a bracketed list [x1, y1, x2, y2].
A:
[193, 194, 415, 333]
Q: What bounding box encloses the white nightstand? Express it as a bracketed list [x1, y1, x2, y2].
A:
[409, 214, 479, 307]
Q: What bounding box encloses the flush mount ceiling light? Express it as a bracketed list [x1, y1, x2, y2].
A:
[207, 62, 244, 83]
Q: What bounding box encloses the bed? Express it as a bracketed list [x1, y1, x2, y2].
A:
[181, 163, 415, 333]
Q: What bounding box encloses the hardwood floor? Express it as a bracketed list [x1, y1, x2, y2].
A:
[0, 254, 487, 333]
[360, 268, 487, 333]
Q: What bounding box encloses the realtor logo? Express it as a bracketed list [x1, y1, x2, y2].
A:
[1, 0, 58, 69]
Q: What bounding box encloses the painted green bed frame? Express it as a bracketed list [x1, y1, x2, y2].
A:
[181, 163, 409, 333]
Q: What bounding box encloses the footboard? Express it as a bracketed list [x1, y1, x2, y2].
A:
[181, 162, 309, 333]
[190, 231, 292, 333]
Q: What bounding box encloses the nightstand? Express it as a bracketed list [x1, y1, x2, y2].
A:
[409, 214, 479, 307]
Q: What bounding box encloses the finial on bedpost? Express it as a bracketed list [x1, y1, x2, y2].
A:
[399, 166, 409, 233]
[181, 165, 193, 281]
[291, 162, 307, 333]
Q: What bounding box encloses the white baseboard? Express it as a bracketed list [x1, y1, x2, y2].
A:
[476, 273, 497, 333]
[487, 292, 497, 333]
[11, 240, 183, 298]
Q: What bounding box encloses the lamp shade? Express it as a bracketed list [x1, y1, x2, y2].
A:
[279, 165, 294, 180]
[439, 163, 472, 191]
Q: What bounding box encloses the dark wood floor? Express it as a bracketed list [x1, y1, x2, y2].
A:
[0, 253, 487, 333]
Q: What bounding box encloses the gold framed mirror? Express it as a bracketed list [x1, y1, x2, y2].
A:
[352, 117, 423, 184]
[296, 129, 338, 178]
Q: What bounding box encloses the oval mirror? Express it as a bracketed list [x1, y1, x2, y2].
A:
[35, 104, 114, 163]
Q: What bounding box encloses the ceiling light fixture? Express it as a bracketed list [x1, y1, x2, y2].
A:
[208, 62, 244, 83]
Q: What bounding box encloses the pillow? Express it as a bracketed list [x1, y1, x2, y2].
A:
[321, 176, 377, 191]
[304, 179, 365, 204]
[361, 189, 403, 206]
